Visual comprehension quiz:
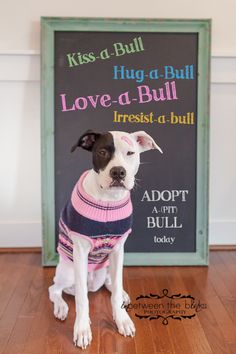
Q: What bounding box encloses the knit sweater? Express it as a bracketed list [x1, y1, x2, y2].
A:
[57, 170, 133, 271]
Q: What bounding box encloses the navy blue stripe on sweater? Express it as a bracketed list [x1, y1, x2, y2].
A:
[61, 200, 132, 238]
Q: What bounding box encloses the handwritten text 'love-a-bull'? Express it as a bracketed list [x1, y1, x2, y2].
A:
[59, 82, 178, 113]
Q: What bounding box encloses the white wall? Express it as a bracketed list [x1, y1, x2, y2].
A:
[0, 0, 236, 247]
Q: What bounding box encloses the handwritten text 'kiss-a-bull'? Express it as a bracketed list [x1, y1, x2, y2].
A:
[60, 81, 178, 113]
[66, 36, 145, 68]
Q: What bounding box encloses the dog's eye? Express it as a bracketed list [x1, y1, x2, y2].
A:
[98, 149, 108, 157]
[127, 151, 135, 156]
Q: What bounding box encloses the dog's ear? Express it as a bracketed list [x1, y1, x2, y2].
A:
[71, 130, 101, 152]
[131, 131, 163, 154]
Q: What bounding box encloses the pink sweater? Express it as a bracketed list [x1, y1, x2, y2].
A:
[57, 171, 133, 271]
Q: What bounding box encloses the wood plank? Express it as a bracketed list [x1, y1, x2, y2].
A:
[138, 267, 175, 353]
[128, 266, 192, 353]
[142, 266, 171, 352]
[125, 266, 156, 354]
[3, 256, 46, 354]
[214, 252, 236, 328]
[0, 254, 38, 353]
[162, 267, 195, 354]
[180, 262, 234, 353]
[166, 266, 213, 354]
[0, 254, 19, 317]
[0, 254, 31, 318]
[22, 267, 62, 354]
[181, 267, 229, 354]
[209, 252, 236, 327]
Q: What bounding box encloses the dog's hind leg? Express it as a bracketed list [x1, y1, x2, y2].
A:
[104, 268, 131, 305]
[49, 257, 75, 321]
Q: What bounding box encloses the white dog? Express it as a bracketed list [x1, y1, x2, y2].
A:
[49, 130, 162, 349]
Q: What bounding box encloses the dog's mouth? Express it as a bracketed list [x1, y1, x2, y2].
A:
[109, 180, 126, 188]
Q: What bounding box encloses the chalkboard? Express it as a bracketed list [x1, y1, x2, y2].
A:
[41, 18, 211, 266]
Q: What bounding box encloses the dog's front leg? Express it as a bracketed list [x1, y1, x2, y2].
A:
[71, 235, 92, 349]
[109, 238, 136, 337]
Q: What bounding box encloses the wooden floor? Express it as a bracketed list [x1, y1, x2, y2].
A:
[0, 252, 236, 354]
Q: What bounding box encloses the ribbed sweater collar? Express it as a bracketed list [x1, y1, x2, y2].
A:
[78, 170, 131, 209]
[70, 171, 132, 223]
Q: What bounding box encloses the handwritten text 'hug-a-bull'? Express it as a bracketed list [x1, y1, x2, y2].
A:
[113, 65, 194, 83]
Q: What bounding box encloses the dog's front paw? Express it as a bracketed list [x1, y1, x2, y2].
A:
[114, 309, 136, 337]
[73, 318, 92, 349]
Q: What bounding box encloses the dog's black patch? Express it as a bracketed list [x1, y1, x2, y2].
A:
[92, 132, 115, 173]
[71, 130, 115, 173]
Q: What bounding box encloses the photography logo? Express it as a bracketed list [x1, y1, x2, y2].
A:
[122, 288, 207, 325]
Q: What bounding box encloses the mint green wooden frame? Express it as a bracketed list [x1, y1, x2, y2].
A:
[41, 17, 211, 266]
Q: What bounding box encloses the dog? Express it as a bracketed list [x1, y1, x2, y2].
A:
[49, 130, 162, 349]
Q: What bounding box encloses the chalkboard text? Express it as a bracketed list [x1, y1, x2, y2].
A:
[113, 111, 154, 123]
[147, 216, 183, 229]
[66, 36, 144, 67]
[142, 189, 189, 231]
[59, 81, 178, 112]
[113, 65, 194, 83]
[153, 236, 176, 245]
[113, 111, 195, 125]
[141, 190, 189, 202]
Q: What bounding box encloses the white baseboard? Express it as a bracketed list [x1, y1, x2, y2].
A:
[0, 220, 235, 247]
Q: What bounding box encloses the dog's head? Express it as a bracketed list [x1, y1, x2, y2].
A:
[71, 130, 163, 191]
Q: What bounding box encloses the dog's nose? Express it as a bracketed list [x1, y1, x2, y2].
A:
[110, 166, 126, 180]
